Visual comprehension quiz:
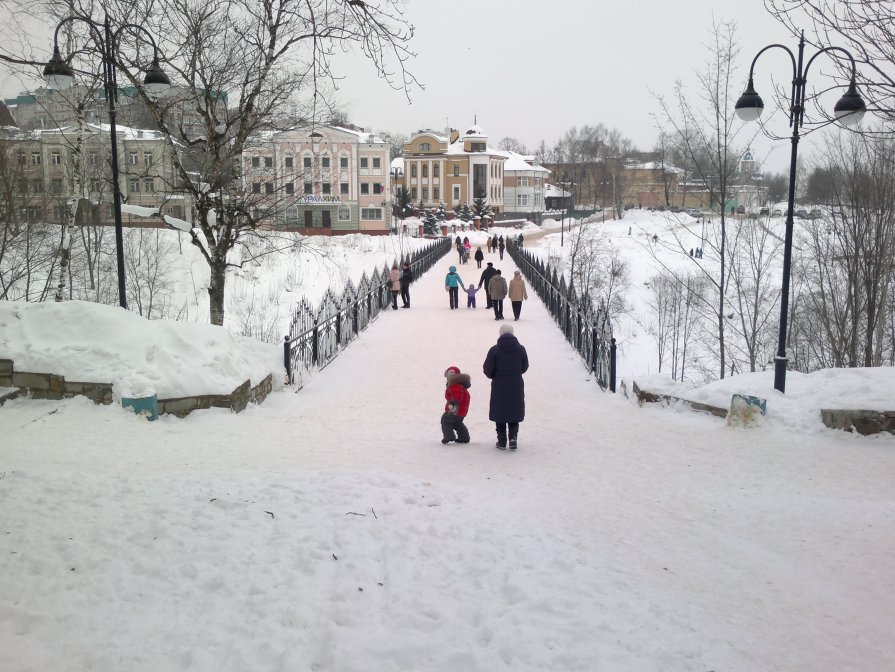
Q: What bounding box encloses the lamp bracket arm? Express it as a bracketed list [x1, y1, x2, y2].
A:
[111, 22, 164, 63]
[746, 43, 797, 82]
[53, 15, 106, 56]
[802, 45, 859, 85]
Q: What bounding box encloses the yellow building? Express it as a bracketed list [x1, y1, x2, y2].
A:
[399, 125, 505, 213]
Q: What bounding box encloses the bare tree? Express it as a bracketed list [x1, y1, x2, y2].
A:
[793, 131, 895, 368]
[650, 19, 749, 379]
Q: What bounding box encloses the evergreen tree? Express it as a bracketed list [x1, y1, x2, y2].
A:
[472, 189, 492, 220]
[422, 210, 439, 235]
[396, 187, 412, 220]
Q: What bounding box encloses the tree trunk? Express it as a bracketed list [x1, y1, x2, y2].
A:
[208, 261, 226, 326]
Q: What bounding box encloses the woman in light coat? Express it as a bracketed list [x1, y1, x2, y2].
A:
[389, 263, 401, 310]
[507, 269, 528, 321]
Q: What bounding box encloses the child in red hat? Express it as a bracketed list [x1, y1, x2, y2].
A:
[441, 365, 471, 444]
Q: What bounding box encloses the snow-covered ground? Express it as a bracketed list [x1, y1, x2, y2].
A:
[1, 225, 894, 671]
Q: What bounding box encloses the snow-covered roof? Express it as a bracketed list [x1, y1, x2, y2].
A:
[462, 124, 487, 138]
[545, 183, 570, 198]
[37, 123, 166, 141]
[391, 157, 404, 173]
[630, 161, 683, 173]
[497, 150, 550, 174]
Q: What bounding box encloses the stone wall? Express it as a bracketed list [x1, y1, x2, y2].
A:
[820, 409, 895, 436]
[0, 358, 274, 418]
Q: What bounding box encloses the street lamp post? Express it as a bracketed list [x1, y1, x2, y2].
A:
[391, 166, 401, 234]
[44, 14, 170, 309]
[735, 32, 866, 393]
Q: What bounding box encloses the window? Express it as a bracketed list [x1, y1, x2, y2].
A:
[340, 156, 348, 169]
[518, 177, 530, 187]
[32, 180, 43, 193]
[144, 153, 153, 167]
[304, 211, 313, 227]
[322, 210, 332, 228]
[322, 156, 330, 169]
[304, 156, 312, 169]
[322, 182, 331, 195]
[130, 179, 140, 192]
[360, 157, 369, 169]
[31, 152, 41, 165]
[411, 165, 417, 177]
[18, 180, 27, 194]
[16, 153, 25, 165]
[51, 178, 63, 192]
[285, 156, 294, 169]
[265, 182, 274, 194]
[338, 206, 351, 221]
[434, 187, 440, 200]
[361, 207, 383, 220]
[361, 183, 370, 195]
[471, 142, 485, 152]
[90, 179, 100, 192]
[422, 164, 428, 178]
[129, 151, 138, 165]
[304, 182, 313, 195]
[453, 164, 460, 177]
[89, 152, 98, 165]
[420, 143, 431, 151]
[373, 183, 382, 195]
[411, 187, 417, 199]
[434, 164, 440, 177]
[252, 183, 261, 194]
[51, 152, 61, 165]
[252, 156, 260, 168]
[517, 194, 529, 206]
[373, 157, 381, 169]
[265, 156, 273, 168]
[144, 178, 155, 193]
[340, 182, 349, 195]
[452, 185, 460, 200]
[422, 187, 428, 201]
[285, 182, 295, 195]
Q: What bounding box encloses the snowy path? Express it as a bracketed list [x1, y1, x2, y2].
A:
[2, 247, 895, 671]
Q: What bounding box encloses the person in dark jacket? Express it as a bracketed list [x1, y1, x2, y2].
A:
[474, 246, 484, 268]
[400, 262, 413, 308]
[483, 324, 529, 450]
[478, 262, 498, 309]
[487, 269, 508, 320]
[441, 365, 471, 444]
[497, 235, 505, 260]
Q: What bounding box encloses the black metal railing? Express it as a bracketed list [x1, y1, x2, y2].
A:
[284, 238, 452, 388]
[507, 241, 617, 391]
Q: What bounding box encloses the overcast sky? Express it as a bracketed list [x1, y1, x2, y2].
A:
[2, 1, 839, 175]
[330, 0, 809, 174]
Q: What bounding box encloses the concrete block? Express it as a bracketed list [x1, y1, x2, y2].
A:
[821, 409, 895, 436]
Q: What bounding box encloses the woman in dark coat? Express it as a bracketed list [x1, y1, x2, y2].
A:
[483, 323, 529, 450]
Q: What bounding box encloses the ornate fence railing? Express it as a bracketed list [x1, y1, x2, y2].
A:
[507, 241, 617, 391]
[284, 237, 452, 388]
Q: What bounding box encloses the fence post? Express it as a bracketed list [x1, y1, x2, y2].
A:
[312, 322, 319, 365]
[283, 335, 292, 384]
[591, 327, 598, 373]
[353, 301, 359, 335]
[335, 309, 341, 346]
[610, 337, 617, 393]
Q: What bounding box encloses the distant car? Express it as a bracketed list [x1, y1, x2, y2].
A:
[808, 209, 822, 219]
[759, 207, 770, 216]
[795, 209, 809, 219]
[685, 208, 703, 218]
[736, 205, 746, 215]
[772, 208, 783, 217]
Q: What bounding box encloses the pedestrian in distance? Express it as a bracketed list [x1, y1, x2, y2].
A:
[457, 240, 465, 265]
[517, 233, 524, 247]
[389, 262, 401, 310]
[508, 269, 528, 320]
[444, 265, 465, 310]
[486, 236, 493, 254]
[465, 282, 481, 309]
[474, 246, 484, 268]
[400, 262, 413, 308]
[498, 235, 505, 260]
[441, 365, 471, 444]
[488, 268, 508, 320]
[483, 324, 529, 450]
[478, 262, 498, 309]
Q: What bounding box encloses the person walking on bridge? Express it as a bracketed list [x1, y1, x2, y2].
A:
[508, 270, 528, 321]
[488, 269, 508, 320]
[478, 262, 497, 309]
[400, 262, 413, 308]
[483, 324, 529, 450]
[444, 265, 464, 310]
